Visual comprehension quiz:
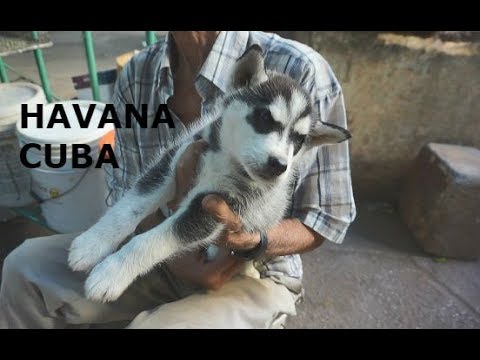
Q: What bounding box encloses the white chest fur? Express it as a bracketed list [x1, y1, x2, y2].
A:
[183, 150, 293, 233]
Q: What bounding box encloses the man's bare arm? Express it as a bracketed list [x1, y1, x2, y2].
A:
[202, 195, 326, 257]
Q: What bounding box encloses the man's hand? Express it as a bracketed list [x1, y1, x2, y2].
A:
[167, 139, 209, 212]
[167, 195, 262, 290]
[166, 246, 245, 290]
[201, 194, 261, 251]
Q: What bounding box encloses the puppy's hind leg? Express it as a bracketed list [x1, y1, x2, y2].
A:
[68, 192, 160, 272]
[85, 193, 224, 302]
[68, 145, 182, 272]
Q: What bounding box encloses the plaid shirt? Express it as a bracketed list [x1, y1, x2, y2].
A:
[107, 31, 356, 293]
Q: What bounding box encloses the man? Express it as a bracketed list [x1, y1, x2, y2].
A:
[0, 31, 356, 328]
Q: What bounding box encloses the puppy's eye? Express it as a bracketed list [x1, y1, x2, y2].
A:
[259, 108, 273, 122]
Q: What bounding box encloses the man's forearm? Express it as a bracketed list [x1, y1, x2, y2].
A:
[263, 218, 325, 257]
[202, 195, 326, 257]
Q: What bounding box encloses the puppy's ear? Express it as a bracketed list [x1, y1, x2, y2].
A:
[306, 121, 351, 148]
[230, 44, 268, 90]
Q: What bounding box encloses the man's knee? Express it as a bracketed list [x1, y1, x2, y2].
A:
[128, 276, 297, 329]
[1, 233, 76, 289]
[2, 239, 43, 286]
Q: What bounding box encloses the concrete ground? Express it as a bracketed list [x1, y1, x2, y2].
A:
[288, 202, 480, 328]
[1, 32, 479, 328]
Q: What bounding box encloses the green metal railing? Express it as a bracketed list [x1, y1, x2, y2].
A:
[0, 31, 158, 103]
[0, 57, 8, 82]
[146, 31, 157, 46]
[32, 31, 53, 102]
[82, 31, 100, 101]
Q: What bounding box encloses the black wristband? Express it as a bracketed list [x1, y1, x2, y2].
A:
[230, 232, 268, 260]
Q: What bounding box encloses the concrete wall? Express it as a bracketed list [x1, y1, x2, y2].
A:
[281, 32, 480, 201]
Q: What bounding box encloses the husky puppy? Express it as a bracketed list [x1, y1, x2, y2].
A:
[68, 45, 351, 303]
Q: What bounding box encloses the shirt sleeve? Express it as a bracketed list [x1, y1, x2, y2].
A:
[105, 59, 140, 206]
[290, 67, 356, 244]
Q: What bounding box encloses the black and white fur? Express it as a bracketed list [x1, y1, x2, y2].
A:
[68, 45, 351, 303]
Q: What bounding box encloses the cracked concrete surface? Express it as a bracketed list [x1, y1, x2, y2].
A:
[1, 32, 479, 328]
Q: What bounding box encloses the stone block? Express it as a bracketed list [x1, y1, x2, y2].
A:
[399, 143, 480, 260]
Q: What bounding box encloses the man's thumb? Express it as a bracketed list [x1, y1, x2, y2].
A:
[202, 194, 242, 232]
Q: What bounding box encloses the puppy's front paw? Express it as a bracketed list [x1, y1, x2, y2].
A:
[84, 255, 133, 303]
[68, 230, 117, 272]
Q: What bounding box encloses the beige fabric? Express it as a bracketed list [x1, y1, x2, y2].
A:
[0, 233, 297, 329]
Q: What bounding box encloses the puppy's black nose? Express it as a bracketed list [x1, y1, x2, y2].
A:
[267, 156, 287, 176]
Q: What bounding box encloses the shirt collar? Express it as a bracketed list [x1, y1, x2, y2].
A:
[158, 31, 250, 94]
[197, 31, 250, 93]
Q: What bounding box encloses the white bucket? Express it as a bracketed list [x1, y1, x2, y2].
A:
[0, 82, 46, 207]
[16, 100, 115, 233]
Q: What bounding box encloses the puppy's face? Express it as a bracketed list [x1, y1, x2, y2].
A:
[221, 45, 351, 182]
